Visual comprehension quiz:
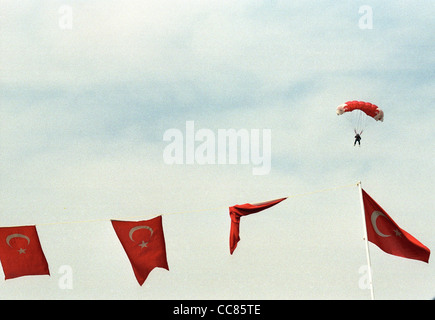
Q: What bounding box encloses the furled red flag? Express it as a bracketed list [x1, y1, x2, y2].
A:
[362, 188, 430, 263]
[111, 216, 169, 285]
[229, 197, 287, 254]
[0, 225, 50, 280]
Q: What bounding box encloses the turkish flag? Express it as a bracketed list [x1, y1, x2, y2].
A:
[229, 197, 287, 254]
[362, 189, 430, 263]
[0, 225, 50, 280]
[111, 216, 169, 285]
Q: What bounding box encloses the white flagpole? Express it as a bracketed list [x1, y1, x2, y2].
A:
[357, 181, 375, 300]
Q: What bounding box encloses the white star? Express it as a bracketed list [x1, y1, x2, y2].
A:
[393, 229, 402, 237]
[138, 241, 148, 249]
[18, 248, 26, 254]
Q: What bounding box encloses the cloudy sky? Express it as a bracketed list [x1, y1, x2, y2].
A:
[0, 0, 434, 299]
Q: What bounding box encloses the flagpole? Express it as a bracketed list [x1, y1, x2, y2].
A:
[357, 181, 375, 300]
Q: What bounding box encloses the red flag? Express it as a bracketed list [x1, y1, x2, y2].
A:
[0, 225, 50, 280]
[229, 197, 287, 254]
[111, 216, 169, 285]
[362, 189, 430, 263]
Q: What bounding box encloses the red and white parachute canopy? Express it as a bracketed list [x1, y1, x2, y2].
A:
[336, 101, 384, 122]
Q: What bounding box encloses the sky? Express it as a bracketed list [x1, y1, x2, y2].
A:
[0, 0, 434, 299]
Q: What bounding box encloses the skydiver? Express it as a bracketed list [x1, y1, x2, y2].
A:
[354, 130, 362, 146]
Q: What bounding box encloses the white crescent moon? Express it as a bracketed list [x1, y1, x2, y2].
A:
[370, 211, 391, 238]
[128, 225, 153, 242]
[6, 234, 31, 247]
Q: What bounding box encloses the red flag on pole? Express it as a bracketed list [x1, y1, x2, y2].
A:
[361, 188, 430, 263]
[111, 216, 169, 285]
[229, 198, 287, 254]
[0, 225, 50, 280]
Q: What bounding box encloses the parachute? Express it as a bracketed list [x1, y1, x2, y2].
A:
[336, 101, 384, 121]
[336, 100, 384, 135]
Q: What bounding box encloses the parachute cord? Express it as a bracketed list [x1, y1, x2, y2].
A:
[284, 182, 357, 199]
[353, 110, 367, 135]
[32, 183, 357, 227]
